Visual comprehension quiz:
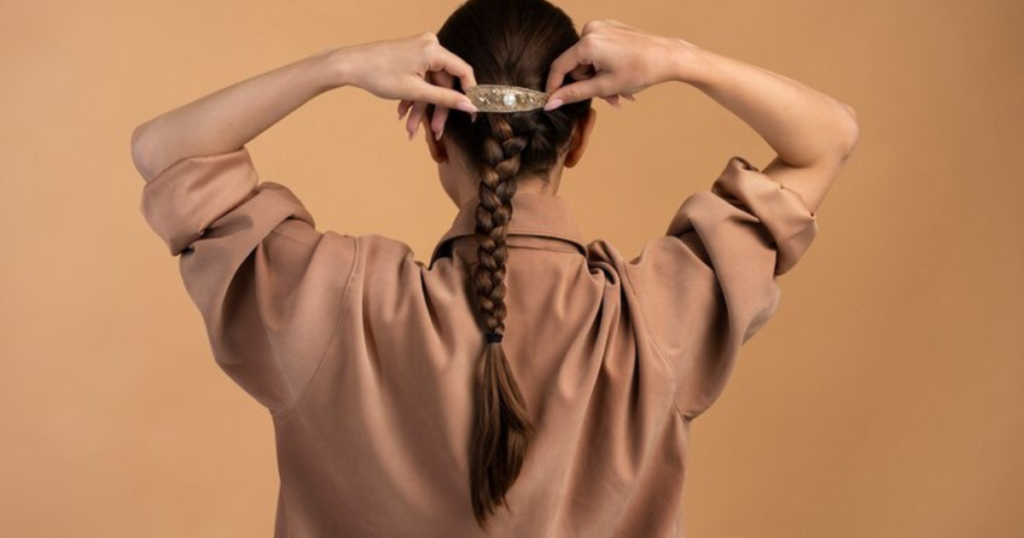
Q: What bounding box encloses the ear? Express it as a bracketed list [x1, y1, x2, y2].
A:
[423, 109, 448, 164]
[565, 107, 597, 168]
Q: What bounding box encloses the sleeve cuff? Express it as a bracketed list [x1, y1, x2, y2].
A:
[140, 147, 259, 256]
[668, 156, 819, 276]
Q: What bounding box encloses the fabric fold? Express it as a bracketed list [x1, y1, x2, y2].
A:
[132, 143, 837, 535]
[137, 145, 355, 414]
[667, 156, 818, 277]
[140, 147, 266, 256]
[623, 155, 822, 419]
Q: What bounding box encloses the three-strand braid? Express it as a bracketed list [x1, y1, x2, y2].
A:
[468, 113, 537, 527]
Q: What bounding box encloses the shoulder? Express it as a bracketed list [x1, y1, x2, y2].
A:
[583, 235, 712, 286]
[349, 233, 416, 262]
[333, 233, 428, 279]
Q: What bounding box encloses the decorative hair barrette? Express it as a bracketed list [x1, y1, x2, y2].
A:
[465, 84, 550, 113]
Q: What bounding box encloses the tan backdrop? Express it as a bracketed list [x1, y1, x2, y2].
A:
[2, 0, 1020, 536]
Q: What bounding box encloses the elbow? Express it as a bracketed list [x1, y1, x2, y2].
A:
[130, 123, 160, 182]
[836, 103, 860, 160]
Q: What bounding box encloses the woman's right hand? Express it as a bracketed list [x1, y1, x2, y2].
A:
[544, 20, 697, 111]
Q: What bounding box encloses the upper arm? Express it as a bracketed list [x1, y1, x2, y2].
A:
[137, 145, 358, 414]
[624, 155, 824, 419]
[756, 102, 859, 215]
[758, 153, 847, 217]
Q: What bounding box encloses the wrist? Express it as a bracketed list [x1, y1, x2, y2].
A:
[668, 39, 715, 87]
[312, 45, 356, 91]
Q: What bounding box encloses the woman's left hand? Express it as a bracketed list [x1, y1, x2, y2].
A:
[335, 32, 478, 141]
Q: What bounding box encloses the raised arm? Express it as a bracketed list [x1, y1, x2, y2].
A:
[129, 35, 479, 414]
[544, 20, 858, 418]
[130, 35, 479, 181]
[129, 47, 344, 181]
[670, 40, 859, 214]
[544, 19, 859, 215]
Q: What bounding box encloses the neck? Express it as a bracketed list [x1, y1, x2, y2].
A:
[455, 175, 561, 207]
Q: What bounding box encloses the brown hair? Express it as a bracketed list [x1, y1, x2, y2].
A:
[433, 0, 593, 529]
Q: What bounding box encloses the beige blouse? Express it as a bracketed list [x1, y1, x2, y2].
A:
[139, 146, 817, 538]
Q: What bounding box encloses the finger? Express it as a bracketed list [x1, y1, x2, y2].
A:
[411, 81, 478, 113]
[423, 47, 477, 112]
[407, 100, 428, 140]
[602, 95, 621, 109]
[408, 71, 439, 140]
[567, 62, 596, 82]
[432, 106, 449, 140]
[545, 76, 611, 110]
[622, 93, 637, 101]
[429, 70, 454, 140]
[398, 99, 414, 120]
[429, 46, 478, 94]
[545, 44, 590, 94]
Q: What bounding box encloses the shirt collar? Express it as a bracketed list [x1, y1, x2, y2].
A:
[429, 191, 588, 268]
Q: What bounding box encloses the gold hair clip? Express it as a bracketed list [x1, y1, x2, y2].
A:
[465, 84, 550, 113]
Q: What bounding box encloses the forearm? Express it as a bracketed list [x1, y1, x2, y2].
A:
[131, 46, 348, 181]
[671, 41, 858, 169]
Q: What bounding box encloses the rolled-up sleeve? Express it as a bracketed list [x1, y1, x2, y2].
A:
[139, 146, 358, 414]
[624, 156, 818, 419]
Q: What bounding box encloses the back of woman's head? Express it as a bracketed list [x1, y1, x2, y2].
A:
[433, 0, 592, 529]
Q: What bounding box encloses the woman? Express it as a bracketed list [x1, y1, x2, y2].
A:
[131, 0, 858, 535]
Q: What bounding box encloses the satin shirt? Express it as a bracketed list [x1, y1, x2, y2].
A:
[138, 145, 818, 537]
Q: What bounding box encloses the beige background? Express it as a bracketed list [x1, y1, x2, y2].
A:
[2, 0, 1020, 536]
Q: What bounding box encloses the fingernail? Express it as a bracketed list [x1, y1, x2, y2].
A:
[434, 125, 443, 141]
[471, 112, 478, 123]
[455, 101, 478, 113]
[543, 98, 563, 111]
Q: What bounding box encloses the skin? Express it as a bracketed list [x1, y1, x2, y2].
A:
[422, 105, 598, 207]
[132, 21, 859, 216]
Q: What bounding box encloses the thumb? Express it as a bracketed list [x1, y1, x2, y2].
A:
[545, 77, 607, 111]
[416, 82, 478, 113]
